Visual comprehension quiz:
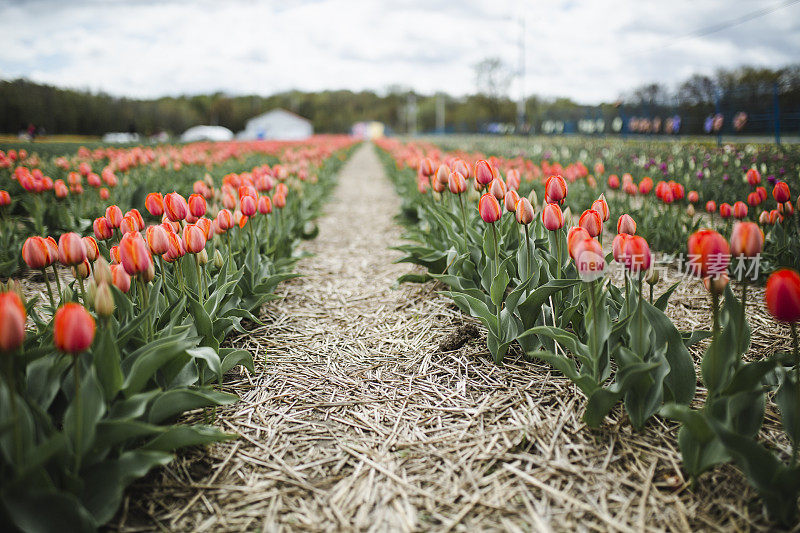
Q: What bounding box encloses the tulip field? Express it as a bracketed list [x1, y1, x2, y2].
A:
[2, 135, 800, 530]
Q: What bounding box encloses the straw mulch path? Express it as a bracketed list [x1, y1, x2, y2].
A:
[119, 144, 788, 532]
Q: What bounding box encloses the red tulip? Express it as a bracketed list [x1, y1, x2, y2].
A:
[765, 269, 800, 322]
[273, 193, 286, 209]
[474, 160, 494, 186]
[146, 225, 169, 255]
[506, 169, 521, 191]
[515, 198, 534, 225]
[773, 181, 791, 204]
[188, 194, 206, 218]
[639, 177, 653, 195]
[54, 303, 95, 354]
[431, 175, 446, 193]
[478, 193, 502, 223]
[617, 214, 636, 235]
[435, 164, 450, 187]
[0, 190, 10, 206]
[0, 291, 26, 352]
[746, 168, 761, 186]
[545, 175, 567, 204]
[624, 236, 651, 273]
[255, 195, 271, 214]
[110, 264, 131, 292]
[572, 237, 605, 281]
[579, 209, 602, 238]
[120, 215, 138, 235]
[22, 236, 51, 269]
[704, 273, 730, 296]
[241, 195, 257, 217]
[448, 171, 467, 194]
[504, 190, 519, 212]
[145, 192, 164, 216]
[687, 229, 730, 278]
[126, 209, 144, 231]
[705, 200, 717, 214]
[216, 209, 234, 231]
[419, 158, 434, 177]
[732, 201, 748, 220]
[608, 174, 620, 189]
[719, 203, 732, 219]
[453, 159, 470, 179]
[119, 233, 152, 276]
[612, 233, 631, 263]
[58, 232, 87, 266]
[183, 224, 206, 254]
[592, 194, 610, 222]
[164, 192, 188, 222]
[567, 227, 591, 258]
[542, 203, 564, 231]
[747, 192, 761, 206]
[687, 190, 699, 204]
[93, 217, 113, 241]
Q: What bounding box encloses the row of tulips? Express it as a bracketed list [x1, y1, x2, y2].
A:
[0, 138, 356, 531]
[378, 138, 800, 525]
[0, 137, 349, 277]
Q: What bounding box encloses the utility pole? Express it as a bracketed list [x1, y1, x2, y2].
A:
[516, 16, 526, 135]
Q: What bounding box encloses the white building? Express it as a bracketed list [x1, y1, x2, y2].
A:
[237, 109, 313, 141]
[180, 125, 234, 143]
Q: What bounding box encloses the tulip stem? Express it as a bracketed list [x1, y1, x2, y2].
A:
[491, 223, 499, 281]
[4, 355, 22, 465]
[637, 272, 645, 355]
[458, 194, 469, 251]
[73, 358, 82, 474]
[524, 224, 532, 284]
[711, 291, 720, 341]
[589, 280, 600, 379]
[792, 321, 799, 468]
[194, 256, 204, 304]
[555, 229, 563, 280]
[739, 280, 748, 354]
[41, 268, 55, 309]
[51, 264, 62, 299]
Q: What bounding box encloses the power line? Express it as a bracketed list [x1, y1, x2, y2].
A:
[628, 0, 800, 57]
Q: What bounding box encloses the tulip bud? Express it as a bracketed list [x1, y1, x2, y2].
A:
[527, 189, 538, 208]
[111, 264, 131, 293]
[504, 190, 519, 212]
[489, 178, 506, 201]
[142, 261, 155, 282]
[197, 248, 209, 266]
[0, 291, 26, 352]
[592, 194, 610, 222]
[53, 303, 95, 354]
[94, 257, 112, 286]
[617, 214, 636, 235]
[686, 204, 696, 217]
[645, 267, 659, 286]
[562, 206, 573, 226]
[704, 274, 729, 296]
[85, 279, 97, 308]
[72, 259, 90, 280]
[94, 282, 114, 317]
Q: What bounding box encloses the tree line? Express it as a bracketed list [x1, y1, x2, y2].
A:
[1, 64, 798, 137]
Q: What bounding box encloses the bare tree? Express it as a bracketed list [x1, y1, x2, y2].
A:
[474, 57, 512, 100]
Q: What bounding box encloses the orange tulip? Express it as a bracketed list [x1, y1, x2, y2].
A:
[188, 193, 207, 218]
[765, 269, 800, 323]
[453, 159, 470, 179]
[719, 203, 732, 219]
[474, 160, 493, 186]
[435, 164, 450, 187]
[608, 175, 620, 189]
[58, 232, 87, 266]
[567, 226, 591, 258]
[145, 192, 164, 216]
[592, 194, 610, 222]
[216, 209, 233, 231]
[22, 236, 51, 269]
[196, 217, 212, 239]
[120, 215, 139, 235]
[146, 225, 169, 255]
[746, 168, 761, 186]
[515, 198, 534, 225]
[448, 171, 467, 194]
[119, 233, 152, 276]
[504, 190, 519, 212]
[617, 214, 636, 235]
[93, 217, 113, 241]
[705, 200, 717, 214]
[82, 236, 99, 262]
[687, 229, 730, 278]
[273, 193, 286, 209]
[0, 291, 26, 352]
[578, 209, 602, 238]
[0, 190, 10, 206]
[730, 222, 764, 258]
[542, 203, 564, 231]
[183, 224, 206, 254]
[545, 175, 567, 204]
[478, 193, 502, 223]
[572, 237, 605, 281]
[624, 236, 651, 273]
[53, 303, 95, 354]
[612, 233, 631, 263]
[732, 201, 748, 219]
[639, 177, 653, 195]
[258, 196, 272, 214]
[110, 264, 131, 292]
[164, 192, 188, 222]
[105, 205, 123, 228]
[687, 190, 699, 204]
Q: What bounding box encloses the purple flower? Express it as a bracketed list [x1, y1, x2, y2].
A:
[767, 175, 777, 185]
[722, 174, 729, 181]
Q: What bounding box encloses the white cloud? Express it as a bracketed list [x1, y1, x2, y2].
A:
[0, 0, 798, 103]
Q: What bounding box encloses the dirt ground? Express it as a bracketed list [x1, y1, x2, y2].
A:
[116, 144, 794, 532]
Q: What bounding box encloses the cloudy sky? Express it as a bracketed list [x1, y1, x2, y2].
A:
[2, 0, 799, 103]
